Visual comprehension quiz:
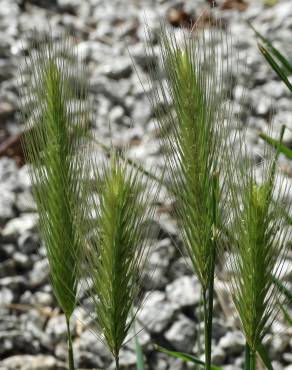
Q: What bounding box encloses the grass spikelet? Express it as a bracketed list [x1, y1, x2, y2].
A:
[146, 22, 234, 369]
[83, 150, 158, 368]
[20, 31, 90, 370]
[226, 131, 292, 364]
[147, 24, 233, 292]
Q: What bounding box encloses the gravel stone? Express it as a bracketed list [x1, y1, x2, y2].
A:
[138, 291, 178, 333]
[0, 287, 13, 305]
[0, 355, 66, 370]
[0, 184, 15, 221]
[218, 331, 245, 356]
[164, 314, 196, 352]
[28, 259, 49, 288]
[1, 213, 38, 239]
[99, 57, 132, 79]
[166, 275, 201, 308]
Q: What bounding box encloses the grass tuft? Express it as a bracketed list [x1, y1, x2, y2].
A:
[20, 32, 90, 369]
[82, 150, 158, 366]
[226, 132, 292, 354]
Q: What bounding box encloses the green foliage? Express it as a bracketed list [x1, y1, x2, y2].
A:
[82, 151, 158, 363]
[259, 129, 292, 160]
[20, 33, 89, 320]
[250, 23, 292, 93]
[145, 24, 234, 370]
[147, 25, 232, 294]
[226, 137, 292, 353]
[135, 333, 146, 370]
[155, 345, 223, 370]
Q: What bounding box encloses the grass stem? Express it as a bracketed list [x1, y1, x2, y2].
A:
[66, 316, 74, 370]
[245, 343, 256, 370]
[202, 256, 215, 370]
[250, 350, 256, 370]
[115, 356, 120, 370]
[245, 343, 251, 370]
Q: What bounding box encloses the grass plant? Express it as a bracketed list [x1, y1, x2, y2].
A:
[19, 23, 292, 370]
[20, 33, 90, 370]
[81, 151, 158, 369]
[146, 24, 234, 369]
[226, 128, 292, 369]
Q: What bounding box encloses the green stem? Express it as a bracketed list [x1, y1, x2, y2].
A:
[245, 343, 251, 370]
[202, 174, 217, 370]
[245, 343, 256, 370]
[66, 316, 74, 370]
[115, 356, 120, 370]
[196, 288, 203, 370]
[250, 350, 256, 370]
[203, 257, 215, 370]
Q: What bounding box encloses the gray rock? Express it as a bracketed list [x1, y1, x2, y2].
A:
[28, 259, 49, 288]
[118, 348, 137, 367]
[143, 238, 176, 289]
[262, 80, 288, 99]
[211, 346, 226, 366]
[34, 291, 53, 306]
[0, 330, 40, 357]
[0, 287, 13, 305]
[46, 314, 69, 341]
[0, 183, 15, 221]
[166, 275, 201, 308]
[0, 258, 16, 278]
[22, 312, 52, 350]
[165, 314, 196, 352]
[77, 41, 113, 63]
[0, 276, 27, 291]
[0, 158, 19, 191]
[109, 105, 125, 125]
[168, 256, 193, 280]
[78, 328, 112, 362]
[16, 165, 31, 190]
[129, 43, 159, 69]
[99, 57, 132, 79]
[222, 366, 242, 370]
[218, 331, 245, 356]
[168, 358, 186, 370]
[18, 233, 39, 255]
[15, 190, 36, 213]
[138, 291, 178, 333]
[0, 355, 66, 370]
[1, 213, 38, 239]
[283, 352, 292, 363]
[75, 350, 105, 369]
[13, 252, 31, 269]
[131, 97, 153, 126]
[57, 0, 82, 14]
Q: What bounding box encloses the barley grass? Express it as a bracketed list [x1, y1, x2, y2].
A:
[82, 151, 158, 369]
[20, 33, 90, 370]
[226, 129, 292, 369]
[146, 24, 234, 369]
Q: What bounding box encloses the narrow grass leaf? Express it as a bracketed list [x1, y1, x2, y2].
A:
[272, 275, 292, 301]
[259, 132, 292, 160]
[155, 345, 222, 370]
[278, 302, 292, 326]
[250, 23, 292, 75]
[258, 44, 292, 93]
[135, 336, 146, 370]
[257, 344, 274, 370]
